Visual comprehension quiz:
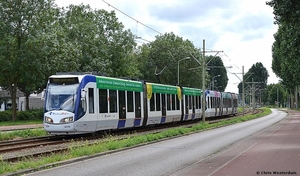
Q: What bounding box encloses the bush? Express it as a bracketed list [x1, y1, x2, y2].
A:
[0, 111, 12, 121]
[0, 109, 43, 122]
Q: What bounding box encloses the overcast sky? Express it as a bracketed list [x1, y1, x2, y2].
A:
[57, 0, 279, 93]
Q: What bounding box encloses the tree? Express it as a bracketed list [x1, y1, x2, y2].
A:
[266, 0, 300, 25]
[0, 2, 140, 115]
[59, 4, 137, 78]
[266, 83, 287, 107]
[137, 32, 202, 88]
[0, 0, 59, 119]
[206, 56, 228, 92]
[238, 63, 269, 104]
[267, 0, 300, 108]
[271, 25, 295, 91]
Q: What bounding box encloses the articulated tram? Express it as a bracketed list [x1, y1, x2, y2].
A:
[43, 73, 238, 135]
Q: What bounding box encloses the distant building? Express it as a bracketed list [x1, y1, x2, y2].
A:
[18, 93, 44, 111]
[0, 88, 44, 111]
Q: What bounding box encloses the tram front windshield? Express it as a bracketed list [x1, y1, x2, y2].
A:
[45, 83, 79, 112]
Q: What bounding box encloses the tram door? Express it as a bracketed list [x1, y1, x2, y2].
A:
[161, 94, 166, 117]
[192, 96, 196, 115]
[185, 96, 189, 120]
[134, 92, 142, 126]
[119, 90, 126, 119]
[135, 92, 141, 118]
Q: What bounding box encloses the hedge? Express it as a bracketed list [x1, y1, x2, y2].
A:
[0, 109, 43, 122]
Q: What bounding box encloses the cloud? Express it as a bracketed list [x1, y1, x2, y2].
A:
[56, 0, 279, 93]
[148, 0, 238, 23]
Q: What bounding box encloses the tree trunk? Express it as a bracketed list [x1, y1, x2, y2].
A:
[10, 84, 17, 121]
[25, 92, 30, 110]
[290, 91, 294, 109]
[295, 86, 298, 109]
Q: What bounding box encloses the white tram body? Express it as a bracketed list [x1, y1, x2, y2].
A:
[182, 87, 202, 121]
[43, 74, 238, 135]
[206, 90, 239, 118]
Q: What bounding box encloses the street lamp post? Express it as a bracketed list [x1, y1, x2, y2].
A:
[177, 57, 190, 85]
[211, 75, 220, 90]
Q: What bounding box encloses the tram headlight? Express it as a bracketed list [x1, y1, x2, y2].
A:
[45, 116, 53, 123]
[60, 116, 73, 123]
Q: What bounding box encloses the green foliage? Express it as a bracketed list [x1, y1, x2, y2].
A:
[0, 0, 58, 120]
[237, 62, 269, 101]
[0, 111, 12, 121]
[0, 1, 138, 117]
[137, 32, 202, 87]
[0, 129, 47, 141]
[265, 83, 288, 107]
[206, 56, 228, 91]
[271, 24, 300, 90]
[266, 0, 300, 25]
[238, 62, 269, 92]
[59, 4, 137, 78]
[0, 109, 43, 122]
[267, 0, 300, 95]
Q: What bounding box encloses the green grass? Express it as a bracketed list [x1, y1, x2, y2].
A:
[0, 129, 47, 141]
[0, 120, 42, 126]
[0, 107, 272, 175]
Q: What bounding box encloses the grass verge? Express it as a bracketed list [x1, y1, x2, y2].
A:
[0, 108, 271, 175]
[0, 128, 48, 141]
[0, 120, 42, 126]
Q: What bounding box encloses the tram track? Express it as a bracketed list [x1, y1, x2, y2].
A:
[0, 108, 259, 163]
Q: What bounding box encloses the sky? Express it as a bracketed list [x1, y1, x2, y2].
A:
[56, 0, 279, 93]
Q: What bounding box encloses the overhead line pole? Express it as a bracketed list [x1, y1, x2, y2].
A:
[232, 66, 246, 115]
[201, 40, 224, 122]
[202, 40, 206, 122]
[190, 40, 223, 122]
[245, 78, 261, 110]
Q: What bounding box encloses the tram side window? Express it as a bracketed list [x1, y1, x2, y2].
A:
[234, 99, 238, 107]
[99, 89, 108, 113]
[226, 98, 229, 108]
[189, 95, 192, 110]
[228, 99, 230, 108]
[185, 96, 189, 110]
[207, 97, 210, 109]
[195, 96, 198, 109]
[193, 96, 196, 109]
[109, 90, 117, 113]
[171, 94, 175, 110]
[88, 88, 94, 113]
[198, 96, 201, 109]
[176, 94, 180, 110]
[219, 98, 222, 107]
[167, 94, 171, 110]
[226, 99, 229, 108]
[135, 92, 141, 114]
[156, 93, 161, 111]
[150, 93, 155, 111]
[127, 91, 134, 112]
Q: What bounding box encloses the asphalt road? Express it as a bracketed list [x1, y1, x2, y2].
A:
[27, 109, 287, 176]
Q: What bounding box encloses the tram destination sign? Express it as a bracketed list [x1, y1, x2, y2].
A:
[50, 77, 79, 84]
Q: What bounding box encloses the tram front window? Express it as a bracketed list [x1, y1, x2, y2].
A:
[45, 83, 78, 112]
